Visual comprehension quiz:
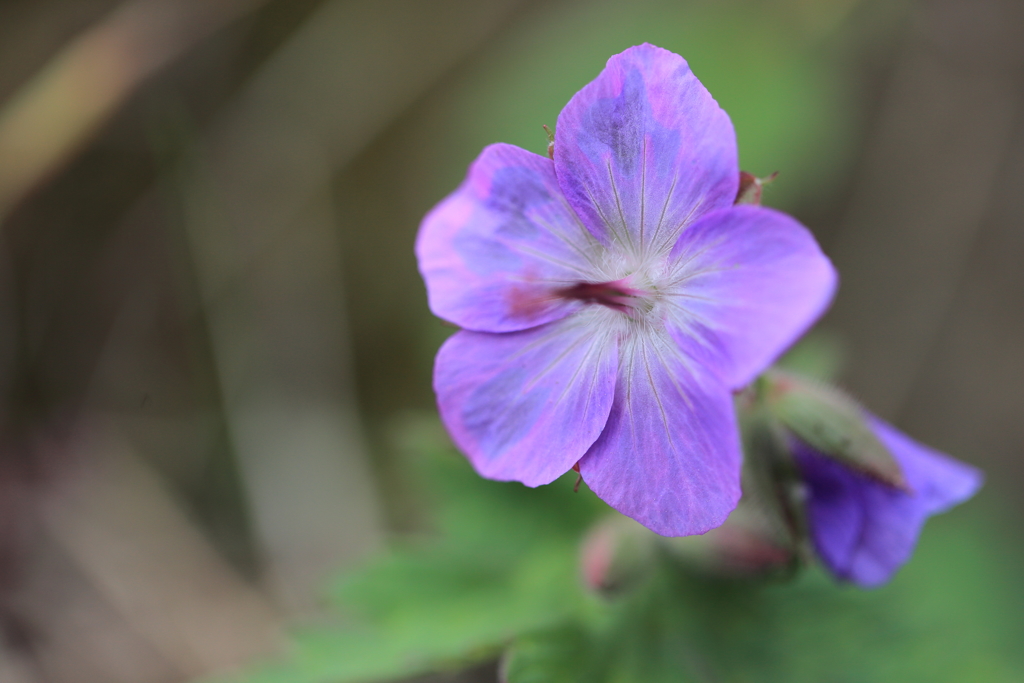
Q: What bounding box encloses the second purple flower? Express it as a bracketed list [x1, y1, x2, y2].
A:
[417, 44, 837, 536]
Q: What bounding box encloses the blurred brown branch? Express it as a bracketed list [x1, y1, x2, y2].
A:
[0, 0, 266, 222]
[36, 419, 282, 682]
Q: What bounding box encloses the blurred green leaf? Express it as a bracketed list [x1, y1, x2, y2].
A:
[220, 417, 1023, 683]
[501, 623, 594, 683]
[508, 508, 1024, 683]
[776, 331, 847, 382]
[214, 415, 606, 683]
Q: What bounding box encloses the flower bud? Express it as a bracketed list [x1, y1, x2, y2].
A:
[763, 370, 908, 490]
[734, 170, 778, 205]
[579, 516, 657, 596]
[661, 498, 794, 578]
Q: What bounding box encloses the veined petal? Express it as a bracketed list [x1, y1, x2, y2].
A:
[434, 313, 618, 487]
[555, 44, 737, 257]
[416, 143, 601, 332]
[796, 416, 983, 587]
[665, 205, 837, 389]
[578, 333, 741, 536]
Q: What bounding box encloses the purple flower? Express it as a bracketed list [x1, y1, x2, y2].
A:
[416, 44, 836, 536]
[794, 416, 983, 586]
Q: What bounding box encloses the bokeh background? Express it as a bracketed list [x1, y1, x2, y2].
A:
[0, 0, 1021, 681]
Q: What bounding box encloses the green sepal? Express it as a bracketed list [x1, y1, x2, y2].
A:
[737, 407, 808, 562]
[762, 370, 907, 489]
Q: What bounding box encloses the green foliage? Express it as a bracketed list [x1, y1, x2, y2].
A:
[220, 415, 1022, 683]
[417, 0, 874, 216]
[776, 330, 847, 383]
[508, 512, 1024, 683]
[213, 417, 606, 683]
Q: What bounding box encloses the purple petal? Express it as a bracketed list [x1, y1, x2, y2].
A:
[555, 44, 737, 256]
[416, 143, 601, 332]
[434, 312, 617, 486]
[665, 205, 837, 389]
[795, 416, 983, 587]
[578, 334, 741, 536]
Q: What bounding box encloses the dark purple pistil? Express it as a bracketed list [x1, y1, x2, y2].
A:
[558, 278, 645, 314]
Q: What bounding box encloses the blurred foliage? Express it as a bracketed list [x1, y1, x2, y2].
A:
[339, 0, 901, 426]
[777, 330, 848, 383]
[411, 0, 874, 217]
[219, 412, 1023, 683]
[214, 416, 606, 683]
[352, 0, 885, 528]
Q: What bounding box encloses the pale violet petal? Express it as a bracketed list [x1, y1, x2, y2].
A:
[665, 205, 837, 389]
[417, 143, 601, 332]
[796, 416, 983, 587]
[578, 333, 741, 536]
[434, 312, 618, 486]
[555, 44, 737, 257]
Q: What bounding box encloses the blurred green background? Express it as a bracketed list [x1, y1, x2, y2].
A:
[0, 0, 1022, 681]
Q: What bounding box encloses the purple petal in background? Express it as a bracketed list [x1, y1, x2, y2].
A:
[579, 333, 741, 536]
[416, 143, 601, 332]
[434, 312, 617, 487]
[665, 205, 837, 389]
[795, 416, 983, 587]
[555, 43, 737, 257]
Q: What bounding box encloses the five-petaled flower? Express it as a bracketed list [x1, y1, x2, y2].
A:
[795, 415, 982, 586]
[416, 44, 837, 536]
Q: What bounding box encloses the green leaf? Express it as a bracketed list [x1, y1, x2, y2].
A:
[506, 507, 1024, 683]
[212, 415, 606, 683]
[218, 415, 1024, 683]
[502, 624, 594, 683]
[764, 370, 907, 489]
[775, 331, 847, 383]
